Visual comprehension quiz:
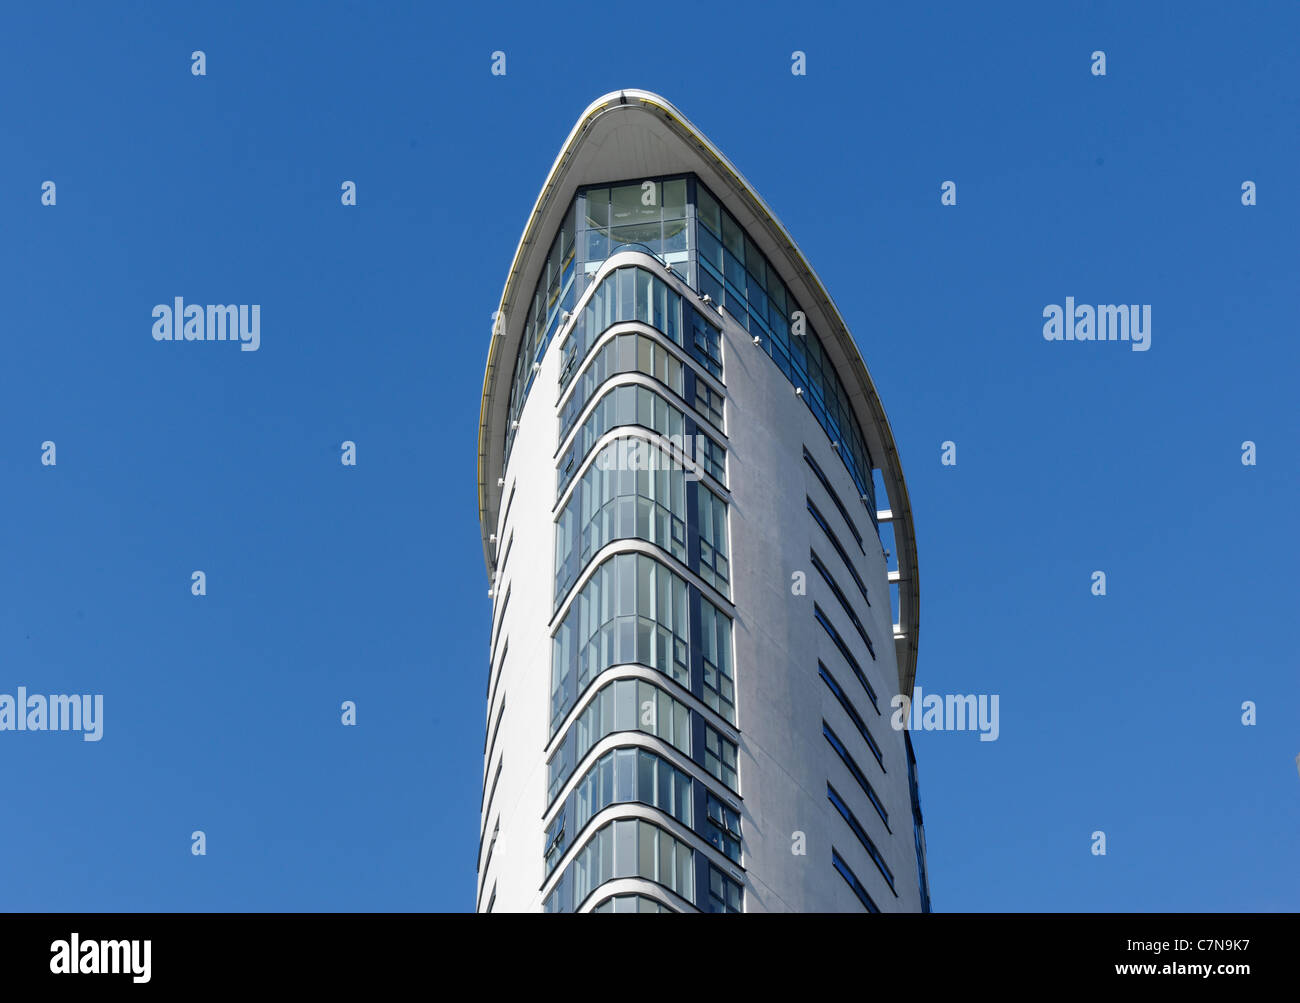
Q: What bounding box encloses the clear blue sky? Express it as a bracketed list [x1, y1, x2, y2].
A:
[1, 1, 1295, 912]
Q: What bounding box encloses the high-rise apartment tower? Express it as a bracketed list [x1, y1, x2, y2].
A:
[476, 90, 929, 914]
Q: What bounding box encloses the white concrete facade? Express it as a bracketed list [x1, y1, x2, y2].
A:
[476, 91, 928, 913]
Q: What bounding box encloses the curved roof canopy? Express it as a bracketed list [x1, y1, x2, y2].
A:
[477, 89, 921, 694]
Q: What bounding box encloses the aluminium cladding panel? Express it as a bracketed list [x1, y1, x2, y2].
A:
[477, 330, 564, 913]
[713, 304, 922, 913]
